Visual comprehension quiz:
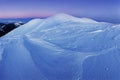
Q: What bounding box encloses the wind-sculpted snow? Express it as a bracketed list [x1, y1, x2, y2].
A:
[0, 14, 120, 80]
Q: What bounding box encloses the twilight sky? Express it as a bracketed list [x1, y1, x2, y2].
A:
[0, 0, 120, 23]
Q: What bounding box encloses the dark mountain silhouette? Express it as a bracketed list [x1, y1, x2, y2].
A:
[0, 23, 5, 26]
[0, 22, 24, 37]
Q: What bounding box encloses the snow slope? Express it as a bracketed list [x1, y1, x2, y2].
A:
[0, 13, 120, 80]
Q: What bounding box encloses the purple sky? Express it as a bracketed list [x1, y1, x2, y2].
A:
[0, 0, 120, 23]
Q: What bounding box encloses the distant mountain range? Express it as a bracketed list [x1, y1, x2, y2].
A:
[0, 18, 42, 37]
[0, 18, 33, 23]
[0, 22, 24, 37]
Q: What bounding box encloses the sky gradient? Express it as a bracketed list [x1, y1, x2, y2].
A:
[0, 0, 120, 23]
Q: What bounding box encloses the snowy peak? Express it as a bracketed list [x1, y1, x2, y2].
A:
[2, 13, 113, 38]
[49, 13, 98, 23]
[0, 14, 120, 80]
[26, 19, 43, 25]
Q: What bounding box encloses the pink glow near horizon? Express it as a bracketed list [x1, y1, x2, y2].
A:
[0, 12, 54, 18]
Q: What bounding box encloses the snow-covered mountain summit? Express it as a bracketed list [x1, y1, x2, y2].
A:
[47, 13, 98, 23]
[3, 13, 111, 37]
[0, 14, 120, 80]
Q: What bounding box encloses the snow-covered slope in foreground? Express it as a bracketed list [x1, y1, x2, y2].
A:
[0, 14, 120, 80]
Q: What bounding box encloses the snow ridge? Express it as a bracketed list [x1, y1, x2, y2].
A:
[0, 13, 120, 80]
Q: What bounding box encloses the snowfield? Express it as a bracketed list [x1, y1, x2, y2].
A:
[0, 14, 120, 80]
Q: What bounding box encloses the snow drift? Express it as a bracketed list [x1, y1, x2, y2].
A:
[0, 13, 120, 80]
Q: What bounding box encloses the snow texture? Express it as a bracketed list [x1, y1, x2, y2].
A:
[0, 13, 120, 80]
